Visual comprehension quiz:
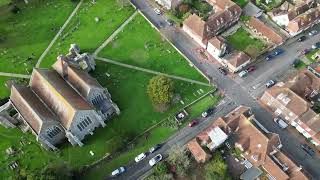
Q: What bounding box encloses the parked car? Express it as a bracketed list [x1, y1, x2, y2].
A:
[273, 117, 288, 129]
[135, 153, 147, 162]
[297, 35, 307, 42]
[265, 80, 276, 88]
[312, 42, 320, 49]
[247, 66, 256, 72]
[218, 67, 227, 75]
[149, 154, 162, 166]
[111, 167, 125, 176]
[165, 19, 174, 26]
[309, 30, 318, 36]
[149, 144, 161, 153]
[273, 48, 284, 56]
[239, 70, 248, 78]
[201, 108, 214, 118]
[265, 54, 273, 61]
[301, 144, 315, 157]
[292, 59, 301, 68]
[189, 120, 198, 127]
[154, 8, 161, 15]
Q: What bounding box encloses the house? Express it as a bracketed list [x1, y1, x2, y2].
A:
[224, 51, 251, 73]
[0, 47, 120, 150]
[247, 17, 284, 45]
[287, 7, 320, 36]
[188, 106, 309, 179]
[183, 0, 241, 47]
[207, 36, 227, 58]
[269, 0, 319, 36]
[155, 0, 181, 10]
[187, 138, 212, 163]
[308, 62, 320, 78]
[260, 70, 320, 146]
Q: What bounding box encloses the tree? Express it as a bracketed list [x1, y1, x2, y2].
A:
[167, 145, 190, 176]
[40, 163, 73, 180]
[204, 153, 230, 180]
[147, 75, 174, 111]
[154, 162, 168, 176]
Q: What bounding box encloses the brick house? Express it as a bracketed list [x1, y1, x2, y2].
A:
[260, 70, 320, 146]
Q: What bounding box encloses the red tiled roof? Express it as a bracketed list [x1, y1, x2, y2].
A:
[248, 17, 283, 45]
[187, 138, 212, 163]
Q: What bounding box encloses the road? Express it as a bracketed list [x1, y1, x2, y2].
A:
[109, 0, 320, 179]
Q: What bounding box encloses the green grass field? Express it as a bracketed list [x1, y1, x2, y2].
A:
[39, 0, 134, 68]
[98, 14, 207, 83]
[227, 27, 267, 58]
[0, 0, 77, 74]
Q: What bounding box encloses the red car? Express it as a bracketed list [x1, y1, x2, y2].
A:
[247, 66, 256, 72]
[189, 120, 198, 127]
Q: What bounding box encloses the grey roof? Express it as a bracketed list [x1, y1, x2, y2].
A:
[240, 167, 263, 180]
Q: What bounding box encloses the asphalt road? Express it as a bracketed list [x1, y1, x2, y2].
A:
[108, 0, 320, 179]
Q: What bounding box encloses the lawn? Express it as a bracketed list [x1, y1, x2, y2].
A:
[0, 76, 11, 99]
[232, 0, 248, 8]
[0, 61, 213, 179]
[227, 27, 267, 58]
[0, 0, 77, 74]
[306, 49, 320, 62]
[39, 0, 134, 68]
[82, 91, 220, 179]
[98, 14, 207, 83]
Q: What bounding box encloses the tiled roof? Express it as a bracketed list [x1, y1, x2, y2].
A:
[289, 70, 320, 97]
[208, 36, 225, 50]
[53, 58, 103, 98]
[30, 69, 93, 129]
[187, 138, 212, 163]
[10, 84, 59, 134]
[227, 51, 250, 68]
[263, 156, 290, 180]
[248, 17, 283, 45]
[183, 14, 206, 41]
[288, 7, 320, 33]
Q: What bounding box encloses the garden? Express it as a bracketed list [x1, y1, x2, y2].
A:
[227, 27, 267, 58]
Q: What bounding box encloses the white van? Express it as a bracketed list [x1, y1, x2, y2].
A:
[274, 117, 288, 129]
[239, 70, 248, 78]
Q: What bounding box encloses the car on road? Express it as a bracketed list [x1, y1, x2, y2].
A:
[247, 66, 256, 72]
[301, 144, 315, 157]
[265, 54, 273, 61]
[111, 167, 125, 176]
[135, 153, 147, 162]
[218, 67, 227, 75]
[165, 19, 174, 26]
[149, 154, 162, 166]
[149, 144, 161, 153]
[201, 108, 214, 118]
[266, 49, 284, 61]
[297, 36, 307, 42]
[154, 8, 161, 15]
[266, 80, 276, 88]
[239, 70, 248, 78]
[189, 120, 198, 127]
[309, 30, 318, 36]
[274, 117, 288, 129]
[312, 42, 320, 49]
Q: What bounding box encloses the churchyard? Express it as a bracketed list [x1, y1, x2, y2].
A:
[0, 0, 220, 179]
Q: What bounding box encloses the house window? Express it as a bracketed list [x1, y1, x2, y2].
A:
[289, 112, 294, 117]
[77, 124, 83, 131]
[275, 109, 282, 116]
[46, 126, 62, 138]
[285, 116, 289, 120]
[306, 127, 311, 132]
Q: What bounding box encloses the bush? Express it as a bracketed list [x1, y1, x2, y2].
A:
[167, 145, 190, 176]
[204, 153, 230, 180]
[154, 162, 168, 176]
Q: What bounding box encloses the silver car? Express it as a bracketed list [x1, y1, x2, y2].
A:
[149, 154, 162, 166]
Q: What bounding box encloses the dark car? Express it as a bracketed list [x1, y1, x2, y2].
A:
[297, 36, 307, 42]
[201, 108, 215, 118]
[247, 66, 256, 72]
[188, 120, 198, 127]
[312, 42, 320, 49]
[292, 59, 300, 67]
[149, 144, 161, 153]
[266, 54, 273, 61]
[273, 48, 284, 56]
[218, 67, 227, 75]
[301, 144, 315, 157]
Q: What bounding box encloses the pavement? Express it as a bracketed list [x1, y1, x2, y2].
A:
[107, 0, 320, 179]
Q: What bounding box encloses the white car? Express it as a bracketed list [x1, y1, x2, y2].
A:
[135, 153, 146, 162]
[111, 166, 125, 176]
[239, 70, 248, 78]
[149, 154, 162, 166]
[265, 80, 276, 88]
[154, 8, 161, 15]
[309, 30, 318, 36]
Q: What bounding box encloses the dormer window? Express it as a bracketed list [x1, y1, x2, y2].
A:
[46, 126, 62, 138]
